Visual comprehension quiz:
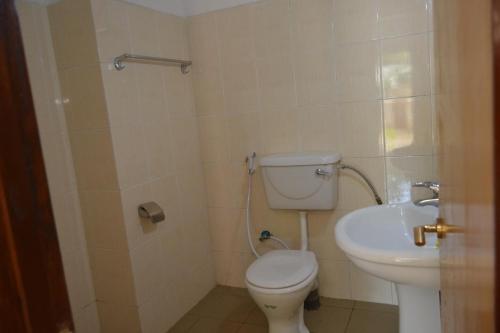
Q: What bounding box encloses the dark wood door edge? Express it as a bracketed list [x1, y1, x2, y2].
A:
[0, 1, 73, 332]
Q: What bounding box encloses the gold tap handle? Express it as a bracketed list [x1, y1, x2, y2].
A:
[413, 218, 464, 246]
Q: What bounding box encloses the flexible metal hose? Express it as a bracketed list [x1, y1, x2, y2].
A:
[339, 164, 383, 205]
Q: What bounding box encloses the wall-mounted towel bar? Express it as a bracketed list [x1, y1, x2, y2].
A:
[113, 53, 192, 74]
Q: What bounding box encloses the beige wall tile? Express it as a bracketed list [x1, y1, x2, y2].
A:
[100, 63, 141, 128]
[170, 115, 203, 170]
[204, 163, 235, 208]
[188, 13, 220, 69]
[338, 157, 386, 210]
[333, 0, 379, 44]
[193, 68, 225, 116]
[158, 13, 188, 59]
[292, 0, 333, 25]
[339, 101, 384, 157]
[216, 4, 256, 64]
[385, 156, 435, 204]
[254, 0, 292, 58]
[163, 68, 195, 116]
[80, 190, 128, 250]
[335, 41, 381, 102]
[130, 238, 164, 306]
[317, 260, 351, 299]
[308, 211, 349, 261]
[226, 113, 262, 162]
[299, 107, 341, 152]
[222, 60, 260, 114]
[60, 65, 109, 131]
[70, 129, 119, 191]
[90, 248, 137, 306]
[208, 208, 241, 252]
[382, 33, 431, 98]
[198, 115, 229, 163]
[294, 47, 336, 107]
[111, 125, 149, 189]
[127, 3, 160, 55]
[379, 0, 429, 38]
[96, 27, 131, 63]
[384, 96, 433, 156]
[257, 56, 297, 112]
[260, 110, 299, 154]
[47, 0, 99, 69]
[143, 120, 176, 179]
[135, 66, 168, 123]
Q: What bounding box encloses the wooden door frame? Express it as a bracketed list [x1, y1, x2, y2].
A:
[493, 1, 500, 332]
[0, 0, 73, 332]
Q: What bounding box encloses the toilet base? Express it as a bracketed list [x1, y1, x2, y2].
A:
[267, 306, 309, 333]
[396, 284, 441, 333]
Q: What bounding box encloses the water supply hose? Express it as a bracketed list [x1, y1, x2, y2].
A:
[338, 163, 383, 205]
[245, 166, 260, 258]
[245, 153, 289, 258]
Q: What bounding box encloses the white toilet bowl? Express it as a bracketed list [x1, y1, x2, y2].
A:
[245, 250, 318, 333]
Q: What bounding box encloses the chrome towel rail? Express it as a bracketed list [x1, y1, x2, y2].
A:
[113, 53, 192, 74]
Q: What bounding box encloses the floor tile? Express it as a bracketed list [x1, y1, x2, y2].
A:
[188, 318, 241, 333]
[243, 307, 267, 326]
[169, 286, 401, 333]
[189, 289, 255, 322]
[353, 301, 398, 313]
[320, 297, 355, 309]
[237, 324, 267, 333]
[167, 314, 199, 333]
[346, 309, 398, 333]
[304, 305, 352, 333]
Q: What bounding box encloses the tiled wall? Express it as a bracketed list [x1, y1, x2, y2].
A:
[16, 1, 100, 332]
[189, 0, 437, 305]
[47, 0, 136, 330]
[46, 0, 216, 331]
[90, 0, 216, 331]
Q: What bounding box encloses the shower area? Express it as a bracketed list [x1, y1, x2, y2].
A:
[16, 0, 436, 332]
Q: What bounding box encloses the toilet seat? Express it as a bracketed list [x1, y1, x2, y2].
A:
[246, 250, 318, 290]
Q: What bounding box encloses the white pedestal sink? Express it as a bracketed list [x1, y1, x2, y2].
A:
[335, 204, 440, 333]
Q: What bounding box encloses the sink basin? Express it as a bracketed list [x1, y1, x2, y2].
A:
[335, 203, 441, 333]
[335, 203, 439, 288]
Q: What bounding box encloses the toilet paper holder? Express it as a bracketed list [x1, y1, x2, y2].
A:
[138, 202, 165, 223]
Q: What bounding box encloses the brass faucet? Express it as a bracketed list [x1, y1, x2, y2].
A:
[413, 217, 464, 246]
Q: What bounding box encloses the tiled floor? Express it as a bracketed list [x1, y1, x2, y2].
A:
[168, 286, 398, 333]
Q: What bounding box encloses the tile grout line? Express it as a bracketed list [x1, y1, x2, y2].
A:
[343, 308, 355, 333]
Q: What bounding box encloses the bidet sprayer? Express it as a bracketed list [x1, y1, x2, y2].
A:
[246, 152, 257, 175]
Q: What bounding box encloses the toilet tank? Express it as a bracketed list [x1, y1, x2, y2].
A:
[260, 152, 341, 210]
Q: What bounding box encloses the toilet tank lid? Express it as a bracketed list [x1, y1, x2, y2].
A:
[259, 152, 341, 166]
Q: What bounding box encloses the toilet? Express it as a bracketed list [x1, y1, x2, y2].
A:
[245, 152, 341, 333]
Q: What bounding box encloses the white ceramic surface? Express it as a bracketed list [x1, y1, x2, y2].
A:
[260, 152, 340, 210]
[335, 203, 441, 333]
[246, 250, 318, 333]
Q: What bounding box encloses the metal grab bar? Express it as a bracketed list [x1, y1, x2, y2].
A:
[113, 53, 192, 74]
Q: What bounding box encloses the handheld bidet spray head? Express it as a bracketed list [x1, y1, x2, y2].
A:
[246, 152, 257, 175]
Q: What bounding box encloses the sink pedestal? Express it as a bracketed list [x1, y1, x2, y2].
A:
[396, 284, 441, 333]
